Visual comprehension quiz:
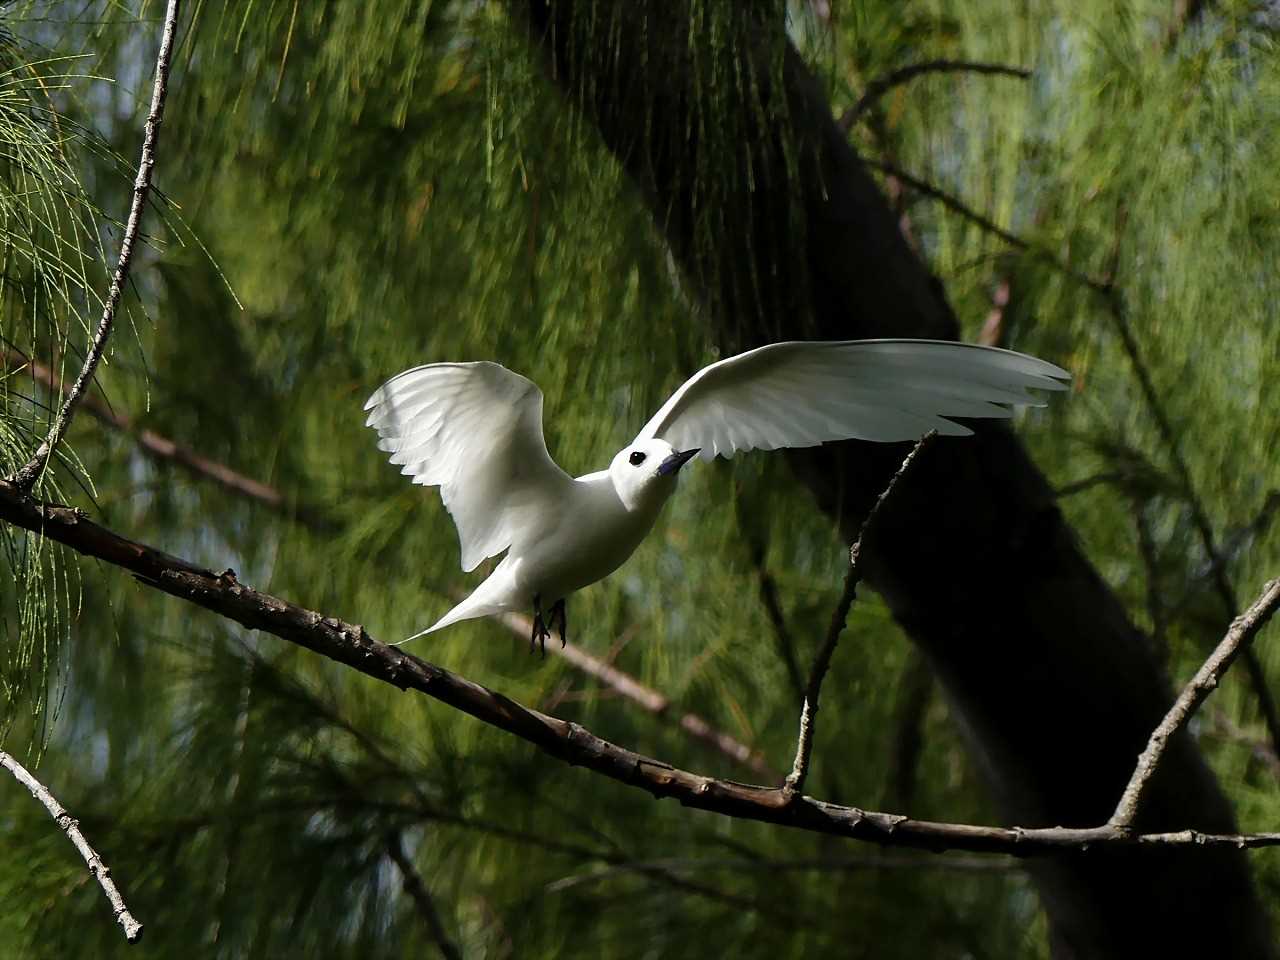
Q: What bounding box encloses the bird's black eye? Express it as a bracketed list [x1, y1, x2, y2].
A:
[629, 451, 647, 466]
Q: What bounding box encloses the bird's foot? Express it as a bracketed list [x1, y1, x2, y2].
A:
[530, 594, 552, 657]
[549, 598, 567, 648]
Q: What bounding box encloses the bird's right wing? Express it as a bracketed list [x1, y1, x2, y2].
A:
[364, 362, 572, 572]
[634, 339, 1070, 460]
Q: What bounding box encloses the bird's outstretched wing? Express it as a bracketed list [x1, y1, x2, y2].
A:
[634, 339, 1070, 460]
[364, 362, 572, 571]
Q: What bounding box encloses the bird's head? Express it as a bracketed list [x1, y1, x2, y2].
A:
[609, 438, 700, 512]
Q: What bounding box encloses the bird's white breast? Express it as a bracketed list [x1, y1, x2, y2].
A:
[502, 470, 667, 603]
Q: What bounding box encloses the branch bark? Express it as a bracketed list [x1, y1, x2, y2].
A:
[10, 0, 182, 491]
[1111, 579, 1280, 828]
[1, 750, 143, 943]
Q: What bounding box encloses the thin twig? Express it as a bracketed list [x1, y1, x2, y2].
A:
[6, 348, 333, 530]
[783, 432, 937, 797]
[385, 832, 462, 960]
[10, 0, 182, 491]
[861, 148, 1280, 769]
[1110, 578, 1280, 828]
[1, 750, 143, 943]
[864, 159, 1033, 256]
[3, 479, 1280, 855]
[1132, 496, 1168, 656]
[751, 546, 806, 705]
[840, 59, 1030, 131]
[1103, 292, 1280, 765]
[496, 611, 778, 779]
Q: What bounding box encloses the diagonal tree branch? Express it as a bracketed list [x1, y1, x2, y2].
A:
[1, 478, 1278, 855]
[1110, 578, 1280, 828]
[5, 347, 334, 531]
[840, 60, 1030, 132]
[385, 832, 462, 960]
[784, 432, 937, 797]
[495, 611, 778, 779]
[1, 750, 143, 943]
[9, 0, 182, 492]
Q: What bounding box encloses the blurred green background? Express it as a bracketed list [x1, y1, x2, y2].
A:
[0, 1, 1277, 956]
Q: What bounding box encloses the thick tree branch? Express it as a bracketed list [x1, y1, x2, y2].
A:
[1111, 578, 1280, 828]
[784, 432, 936, 796]
[10, 0, 181, 491]
[1, 750, 143, 943]
[1, 480, 1279, 856]
[840, 60, 1030, 131]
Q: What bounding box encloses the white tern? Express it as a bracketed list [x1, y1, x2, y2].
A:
[364, 339, 1069, 650]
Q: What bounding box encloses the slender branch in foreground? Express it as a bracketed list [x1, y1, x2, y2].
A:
[1102, 293, 1280, 767]
[784, 432, 937, 797]
[10, 0, 182, 491]
[3, 478, 1280, 855]
[6, 348, 334, 531]
[496, 611, 778, 779]
[385, 832, 462, 960]
[1110, 578, 1280, 828]
[1, 750, 143, 943]
[751, 545, 806, 705]
[840, 60, 1030, 131]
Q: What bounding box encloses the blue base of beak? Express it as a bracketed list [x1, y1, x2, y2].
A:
[657, 448, 701, 476]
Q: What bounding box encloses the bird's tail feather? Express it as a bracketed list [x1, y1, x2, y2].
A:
[397, 580, 516, 645]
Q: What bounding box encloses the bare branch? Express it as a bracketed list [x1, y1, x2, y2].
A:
[496, 611, 778, 778]
[1102, 293, 1280, 765]
[840, 60, 1030, 131]
[10, 0, 182, 491]
[863, 159, 1034, 257]
[6, 348, 333, 531]
[750, 545, 806, 705]
[2, 479, 1279, 856]
[784, 432, 937, 797]
[1, 750, 143, 943]
[1111, 579, 1280, 828]
[385, 832, 462, 960]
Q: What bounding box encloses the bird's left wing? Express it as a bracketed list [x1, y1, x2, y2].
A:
[364, 362, 573, 571]
[634, 339, 1070, 460]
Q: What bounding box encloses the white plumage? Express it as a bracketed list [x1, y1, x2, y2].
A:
[365, 339, 1069, 645]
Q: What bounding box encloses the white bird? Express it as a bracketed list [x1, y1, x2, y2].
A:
[364, 339, 1069, 650]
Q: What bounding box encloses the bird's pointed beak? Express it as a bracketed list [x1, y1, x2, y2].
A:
[657, 448, 700, 476]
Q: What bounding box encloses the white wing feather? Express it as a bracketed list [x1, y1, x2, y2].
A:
[635, 339, 1070, 460]
[364, 362, 572, 571]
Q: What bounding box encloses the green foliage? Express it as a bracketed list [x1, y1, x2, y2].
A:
[0, 0, 1276, 957]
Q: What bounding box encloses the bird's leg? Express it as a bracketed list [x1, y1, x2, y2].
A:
[530, 593, 551, 657]
[549, 598, 567, 648]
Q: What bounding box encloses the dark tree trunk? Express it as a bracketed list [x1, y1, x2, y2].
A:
[514, 4, 1273, 957]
